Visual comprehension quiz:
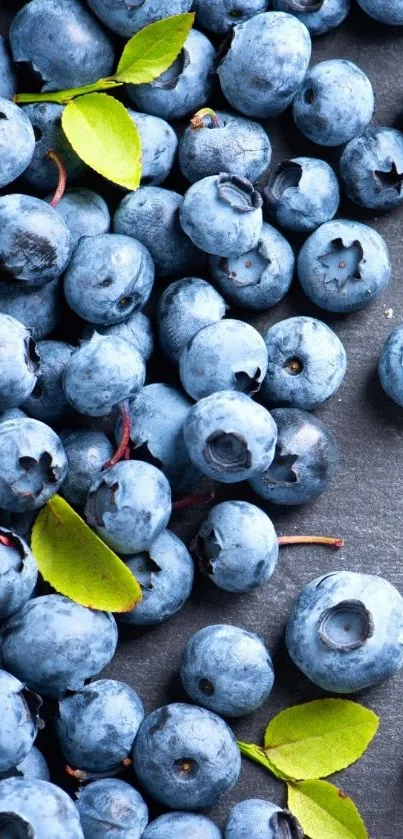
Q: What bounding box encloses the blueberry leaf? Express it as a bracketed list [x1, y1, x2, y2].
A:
[62, 93, 142, 189]
[237, 741, 290, 781]
[263, 699, 379, 781]
[31, 494, 141, 612]
[114, 13, 194, 85]
[287, 780, 368, 839]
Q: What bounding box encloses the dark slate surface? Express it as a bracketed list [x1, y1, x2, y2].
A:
[2, 3, 403, 837]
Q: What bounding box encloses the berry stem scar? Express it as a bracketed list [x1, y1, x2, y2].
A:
[190, 107, 222, 130]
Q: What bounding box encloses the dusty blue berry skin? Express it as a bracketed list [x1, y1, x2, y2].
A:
[184, 391, 277, 483]
[293, 60, 374, 147]
[0, 595, 118, 699]
[298, 219, 392, 312]
[250, 408, 338, 505]
[60, 429, 113, 507]
[179, 111, 271, 185]
[13, 747, 50, 782]
[340, 127, 403, 211]
[0, 670, 42, 772]
[143, 812, 222, 839]
[0, 778, 85, 838]
[63, 334, 145, 418]
[0, 418, 67, 512]
[357, 0, 403, 23]
[272, 0, 350, 35]
[0, 408, 27, 424]
[77, 779, 148, 839]
[22, 103, 85, 193]
[23, 341, 74, 424]
[128, 30, 216, 121]
[47, 188, 110, 255]
[180, 625, 274, 717]
[129, 110, 178, 187]
[180, 319, 268, 400]
[209, 223, 294, 311]
[0, 278, 63, 340]
[85, 461, 172, 555]
[286, 571, 403, 693]
[114, 187, 201, 279]
[0, 314, 38, 412]
[261, 316, 347, 411]
[64, 234, 154, 326]
[0, 99, 35, 189]
[194, 0, 268, 33]
[83, 312, 153, 362]
[132, 703, 241, 809]
[180, 174, 263, 257]
[194, 500, 278, 593]
[0, 194, 70, 287]
[87, 0, 192, 36]
[218, 12, 311, 119]
[378, 325, 403, 407]
[119, 529, 194, 625]
[266, 157, 340, 232]
[56, 680, 144, 774]
[0, 35, 16, 100]
[158, 278, 226, 362]
[10, 0, 114, 93]
[0, 527, 38, 620]
[225, 799, 303, 839]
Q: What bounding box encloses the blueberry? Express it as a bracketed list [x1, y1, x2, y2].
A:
[0, 778, 85, 838]
[63, 334, 145, 417]
[143, 812, 222, 839]
[250, 408, 338, 504]
[114, 187, 202, 279]
[179, 319, 268, 400]
[129, 110, 178, 186]
[0, 194, 70, 287]
[209, 222, 294, 311]
[0, 594, 117, 698]
[265, 157, 340, 232]
[293, 59, 374, 146]
[132, 703, 241, 809]
[22, 103, 85, 193]
[10, 0, 115, 93]
[0, 417, 67, 512]
[225, 799, 303, 839]
[0, 99, 35, 189]
[85, 461, 171, 554]
[83, 311, 154, 362]
[0, 527, 38, 620]
[272, 0, 350, 35]
[179, 110, 271, 184]
[87, 0, 193, 36]
[378, 325, 403, 407]
[340, 127, 403, 211]
[261, 316, 347, 410]
[46, 188, 110, 254]
[119, 529, 194, 625]
[286, 571, 403, 692]
[180, 624, 274, 717]
[194, 500, 278, 593]
[0, 35, 16, 100]
[0, 278, 64, 340]
[23, 340, 74, 424]
[0, 670, 42, 772]
[0, 314, 39, 411]
[77, 779, 148, 839]
[56, 679, 144, 774]
[60, 429, 113, 507]
[158, 278, 226, 362]
[356, 0, 403, 23]
[297, 219, 392, 312]
[127, 30, 216, 121]
[12, 748, 50, 782]
[184, 391, 277, 483]
[180, 174, 263, 257]
[218, 12, 311, 118]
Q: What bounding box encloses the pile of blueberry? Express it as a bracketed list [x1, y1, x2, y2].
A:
[1, 0, 403, 836]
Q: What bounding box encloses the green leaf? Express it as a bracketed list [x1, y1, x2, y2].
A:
[237, 741, 290, 781]
[115, 13, 194, 85]
[31, 495, 141, 612]
[287, 780, 368, 839]
[62, 93, 141, 189]
[263, 699, 379, 780]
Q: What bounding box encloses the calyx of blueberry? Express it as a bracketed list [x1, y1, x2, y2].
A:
[267, 160, 303, 204]
[234, 367, 262, 394]
[271, 810, 304, 839]
[204, 430, 252, 472]
[318, 599, 374, 651]
[373, 162, 403, 193]
[0, 814, 34, 838]
[217, 174, 262, 213]
[151, 49, 189, 90]
[265, 446, 299, 484]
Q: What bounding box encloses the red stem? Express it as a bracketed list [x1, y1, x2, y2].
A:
[47, 149, 67, 207]
[0, 533, 15, 547]
[66, 758, 132, 782]
[103, 402, 131, 471]
[278, 535, 344, 550]
[172, 491, 216, 511]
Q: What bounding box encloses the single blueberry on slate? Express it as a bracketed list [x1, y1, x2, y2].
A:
[0, 278, 64, 340]
[0, 527, 38, 620]
[180, 624, 274, 717]
[250, 408, 338, 505]
[158, 278, 227, 362]
[143, 811, 222, 839]
[0, 35, 16, 100]
[0, 594, 118, 699]
[180, 174, 263, 257]
[0, 418, 67, 512]
[22, 103, 85, 193]
[0, 669, 42, 772]
[378, 324, 403, 407]
[132, 703, 241, 809]
[0, 98, 35, 189]
[193, 500, 278, 593]
[60, 428, 113, 507]
[13, 747, 50, 782]
[179, 319, 268, 400]
[357, 0, 403, 23]
[286, 571, 403, 692]
[194, 0, 269, 33]
[265, 157, 340, 232]
[46, 188, 110, 255]
[85, 460, 172, 554]
[179, 110, 272, 184]
[225, 798, 303, 839]
[260, 316, 347, 410]
[272, 0, 350, 36]
[218, 12, 311, 118]
[298, 219, 392, 312]
[183, 391, 277, 483]
[340, 127, 403, 211]
[0, 778, 85, 838]
[119, 529, 194, 625]
[129, 110, 178, 186]
[10, 0, 115, 92]
[83, 310, 153, 362]
[0, 314, 39, 412]
[209, 222, 294, 311]
[77, 779, 148, 839]
[128, 29, 216, 121]
[114, 187, 202, 279]
[293, 59, 374, 146]
[87, 0, 193, 36]
[23, 340, 74, 424]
